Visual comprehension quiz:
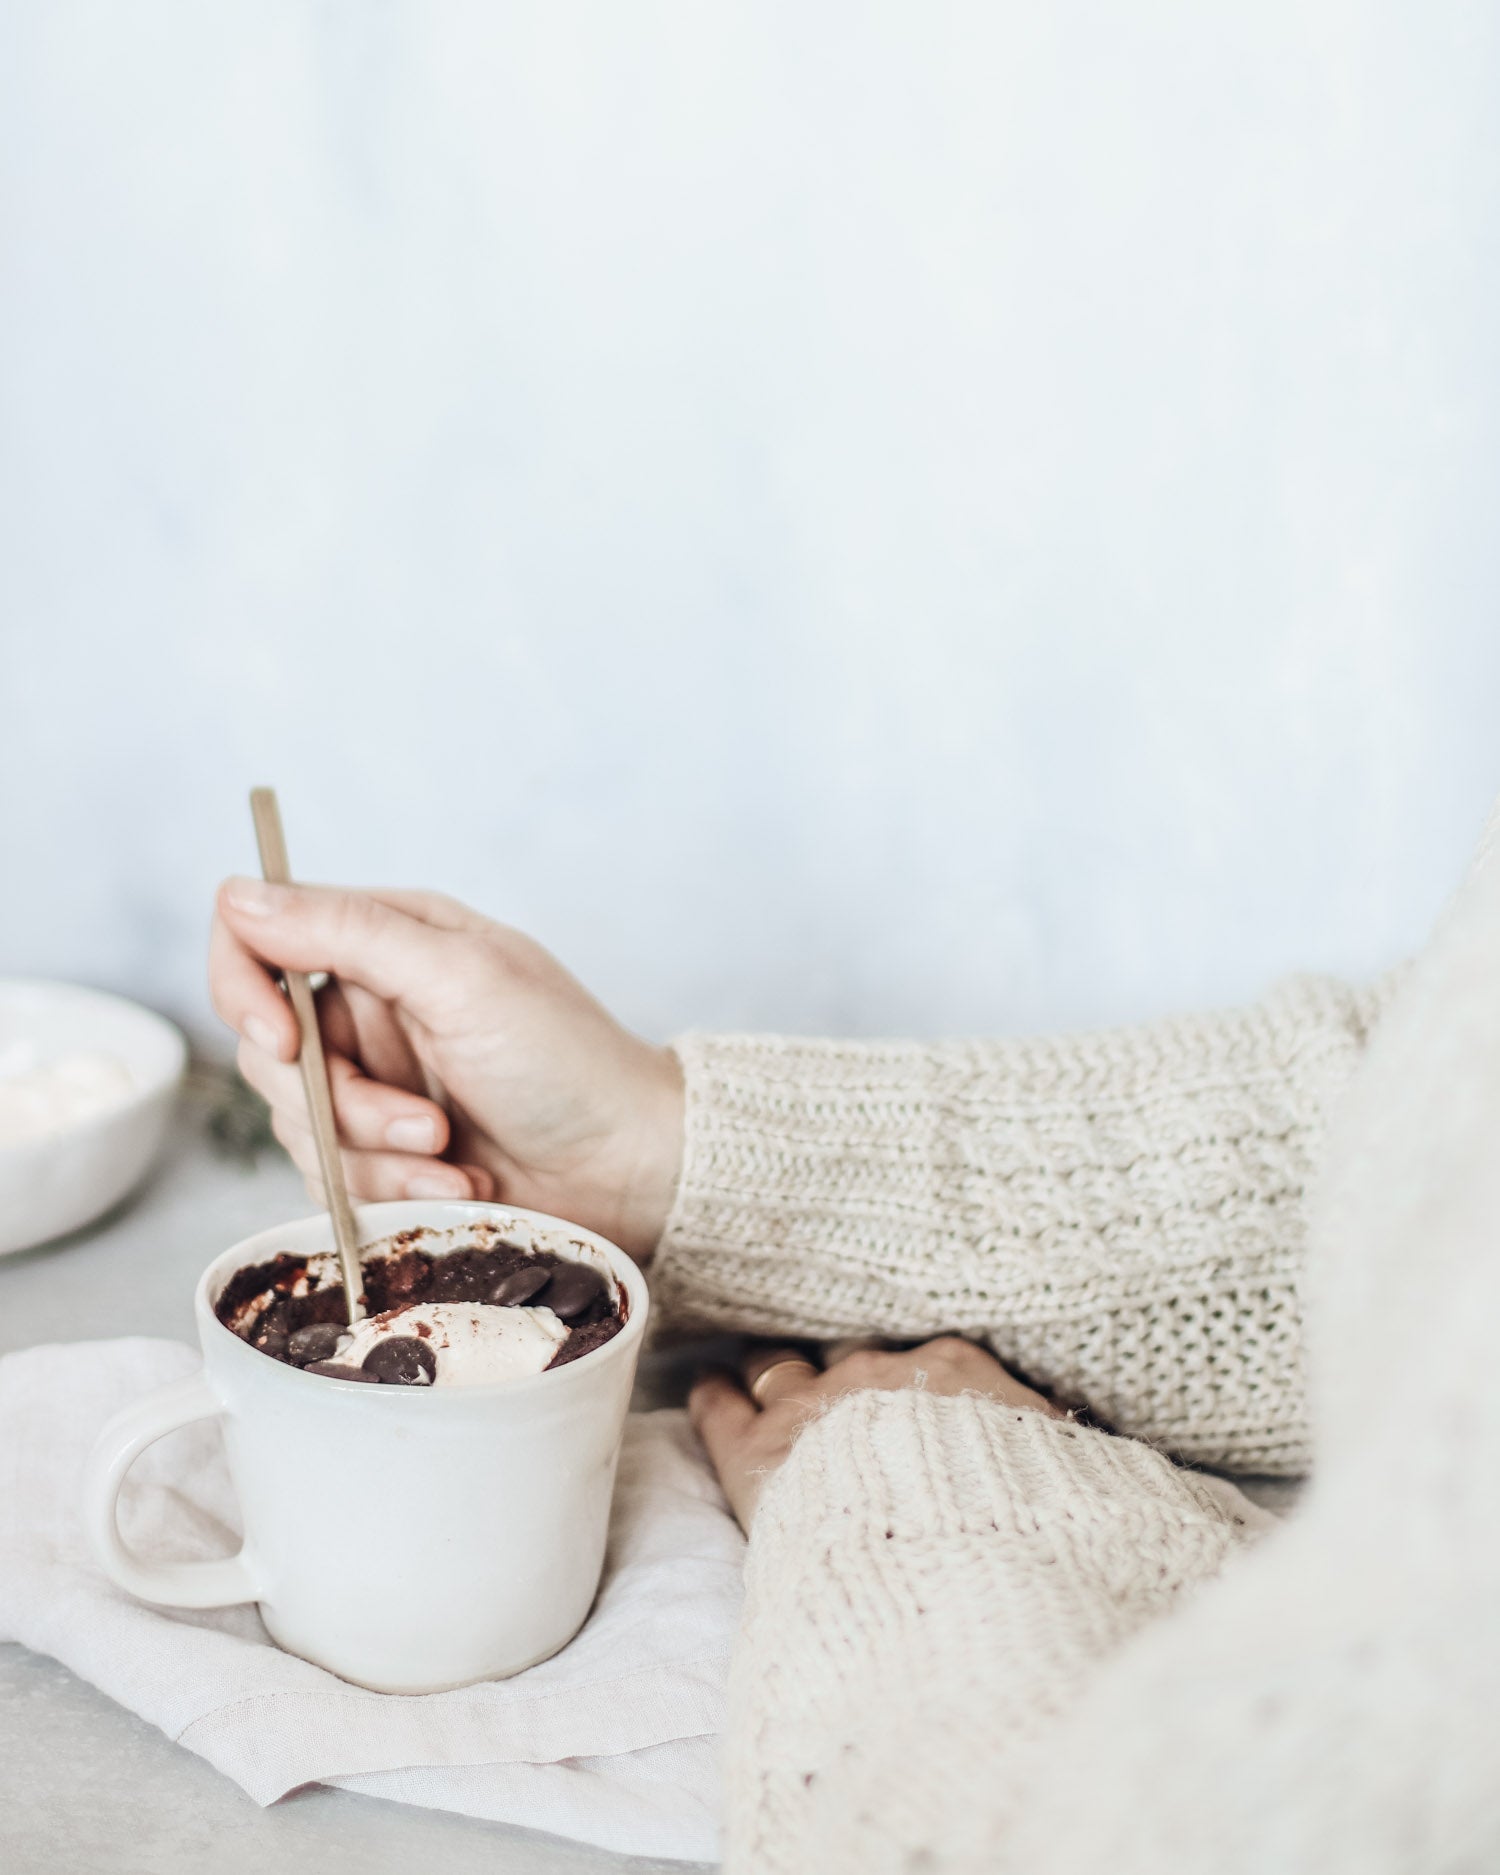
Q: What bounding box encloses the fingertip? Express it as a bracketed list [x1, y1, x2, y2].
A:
[404, 1166, 476, 1201]
[209, 903, 297, 1057]
[384, 1110, 448, 1154]
[220, 876, 277, 919]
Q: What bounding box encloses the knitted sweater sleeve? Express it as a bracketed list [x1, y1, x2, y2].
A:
[654, 973, 1396, 1472]
[728, 1389, 1272, 1875]
[722, 807, 1500, 1875]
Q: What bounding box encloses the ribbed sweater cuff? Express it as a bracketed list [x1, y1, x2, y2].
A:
[654, 1031, 943, 1336]
[755, 1387, 1254, 1551]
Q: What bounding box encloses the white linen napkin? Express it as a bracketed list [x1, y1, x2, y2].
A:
[0, 1338, 745, 1863]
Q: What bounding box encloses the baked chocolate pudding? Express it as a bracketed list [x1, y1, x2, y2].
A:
[215, 1222, 625, 1387]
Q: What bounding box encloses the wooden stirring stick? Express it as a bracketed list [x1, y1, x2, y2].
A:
[249, 787, 365, 1325]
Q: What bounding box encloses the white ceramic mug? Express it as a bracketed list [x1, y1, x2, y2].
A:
[82, 1200, 648, 1693]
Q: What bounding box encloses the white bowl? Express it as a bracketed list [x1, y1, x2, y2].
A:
[0, 979, 187, 1257]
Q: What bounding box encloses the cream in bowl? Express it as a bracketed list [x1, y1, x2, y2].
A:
[0, 1042, 138, 1144]
[0, 980, 186, 1256]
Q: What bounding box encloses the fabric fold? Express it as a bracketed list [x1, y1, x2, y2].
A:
[0, 1337, 743, 1863]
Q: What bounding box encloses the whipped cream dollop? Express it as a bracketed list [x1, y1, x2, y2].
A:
[338, 1301, 570, 1386]
[0, 1047, 135, 1145]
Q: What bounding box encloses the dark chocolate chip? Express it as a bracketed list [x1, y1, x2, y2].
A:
[542, 1261, 606, 1321]
[304, 1361, 381, 1382]
[287, 1322, 345, 1367]
[489, 1265, 551, 1307]
[255, 1330, 289, 1362]
[362, 1336, 437, 1386]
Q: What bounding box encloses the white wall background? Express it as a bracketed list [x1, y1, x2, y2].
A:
[2, 2, 1496, 1054]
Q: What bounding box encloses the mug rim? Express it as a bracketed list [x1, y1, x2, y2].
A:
[194, 1198, 650, 1401]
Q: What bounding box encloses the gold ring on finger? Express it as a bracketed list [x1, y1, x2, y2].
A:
[746, 1354, 821, 1408]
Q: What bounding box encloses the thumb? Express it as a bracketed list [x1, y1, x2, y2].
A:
[217, 878, 472, 1026]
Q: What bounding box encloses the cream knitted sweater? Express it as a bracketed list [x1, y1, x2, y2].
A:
[655, 805, 1500, 1874]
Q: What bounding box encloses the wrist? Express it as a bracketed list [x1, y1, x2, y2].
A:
[615, 1042, 685, 1262]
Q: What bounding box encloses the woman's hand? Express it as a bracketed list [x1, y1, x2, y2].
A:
[689, 1337, 1063, 1532]
[209, 879, 684, 1260]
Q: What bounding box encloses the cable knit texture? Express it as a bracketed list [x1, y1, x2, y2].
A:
[672, 796, 1500, 1875]
[657, 975, 1398, 1472]
[732, 1391, 1273, 1874]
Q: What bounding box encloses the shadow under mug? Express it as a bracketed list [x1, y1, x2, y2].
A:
[81, 1200, 649, 1693]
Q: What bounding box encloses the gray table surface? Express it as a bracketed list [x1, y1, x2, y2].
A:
[0, 1082, 715, 1875]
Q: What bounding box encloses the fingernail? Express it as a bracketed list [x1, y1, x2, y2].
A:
[387, 1116, 439, 1153]
[224, 877, 288, 916]
[242, 1015, 281, 1054]
[406, 1171, 469, 1199]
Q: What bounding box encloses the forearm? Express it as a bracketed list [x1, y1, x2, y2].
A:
[726, 1389, 1266, 1875]
[655, 972, 1396, 1470]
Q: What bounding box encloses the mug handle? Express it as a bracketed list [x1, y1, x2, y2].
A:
[83, 1371, 263, 1608]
